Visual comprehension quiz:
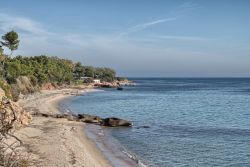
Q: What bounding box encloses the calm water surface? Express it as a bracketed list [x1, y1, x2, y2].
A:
[63, 78, 250, 167]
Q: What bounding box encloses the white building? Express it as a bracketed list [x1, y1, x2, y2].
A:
[93, 79, 101, 84]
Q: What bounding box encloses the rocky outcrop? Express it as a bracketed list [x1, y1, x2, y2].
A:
[32, 112, 132, 127]
[100, 117, 132, 127]
[0, 88, 32, 137]
[77, 114, 102, 123]
[94, 80, 134, 88]
[94, 82, 115, 88]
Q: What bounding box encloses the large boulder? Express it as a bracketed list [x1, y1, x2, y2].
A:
[77, 114, 102, 123]
[101, 117, 132, 127]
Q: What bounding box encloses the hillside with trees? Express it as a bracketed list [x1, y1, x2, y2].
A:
[0, 31, 118, 101]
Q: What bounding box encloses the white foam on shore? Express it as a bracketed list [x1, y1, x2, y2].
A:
[122, 150, 149, 167]
[84, 124, 152, 167]
[77, 88, 105, 94]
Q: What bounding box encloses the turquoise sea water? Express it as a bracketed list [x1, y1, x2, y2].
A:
[63, 78, 250, 167]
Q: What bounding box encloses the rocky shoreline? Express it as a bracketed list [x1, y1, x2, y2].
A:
[94, 80, 135, 88]
[32, 112, 133, 127]
[14, 88, 114, 167]
[11, 87, 138, 167]
[0, 78, 137, 167]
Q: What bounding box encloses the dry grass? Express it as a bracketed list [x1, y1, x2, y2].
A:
[0, 137, 31, 167]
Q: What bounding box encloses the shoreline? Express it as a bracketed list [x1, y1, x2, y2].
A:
[58, 88, 147, 167]
[15, 88, 113, 167]
[85, 124, 147, 167]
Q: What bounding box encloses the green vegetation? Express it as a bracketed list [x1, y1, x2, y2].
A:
[1, 31, 20, 56]
[2, 55, 75, 85]
[0, 31, 119, 101]
[1, 55, 116, 85]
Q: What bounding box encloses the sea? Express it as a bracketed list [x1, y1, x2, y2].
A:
[61, 78, 250, 167]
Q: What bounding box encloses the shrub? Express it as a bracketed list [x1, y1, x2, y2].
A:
[29, 75, 37, 86]
[10, 84, 20, 102]
[0, 80, 11, 99]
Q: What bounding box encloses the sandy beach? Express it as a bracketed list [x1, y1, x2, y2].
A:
[15, 88, 112, 167]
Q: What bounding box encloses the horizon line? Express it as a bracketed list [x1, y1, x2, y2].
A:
[124, 76, 250, 78]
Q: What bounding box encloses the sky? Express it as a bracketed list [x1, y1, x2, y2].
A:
[0, 0, 250, 77]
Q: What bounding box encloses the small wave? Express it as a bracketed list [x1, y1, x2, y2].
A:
[225, 88, 250, 94]
[97, 129, 104, 136]
[122, 149, 149, 167]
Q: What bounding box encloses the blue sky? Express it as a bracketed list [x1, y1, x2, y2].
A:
[0, 0, 250, 77]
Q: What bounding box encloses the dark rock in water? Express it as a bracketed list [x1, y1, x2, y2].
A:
[117, 87, 123, 91]
[101, 117, 132, 127]
[77, 114, 102, 123]
[136, 125, 150, 129]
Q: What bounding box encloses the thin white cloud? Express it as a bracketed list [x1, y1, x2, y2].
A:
[117, 2, 199, 38]
[117, 17, 177, 38]
[0, 12, 90, 55]
[0, 13, 50, 35]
